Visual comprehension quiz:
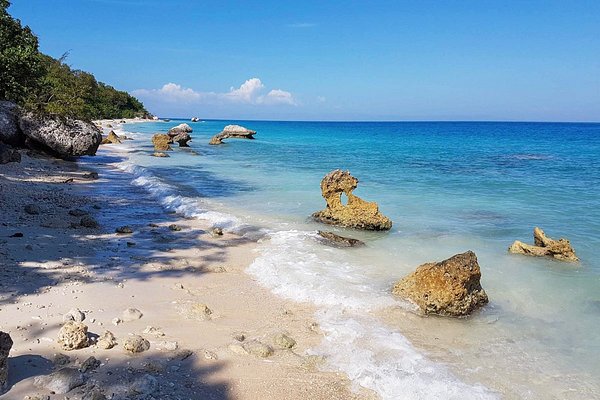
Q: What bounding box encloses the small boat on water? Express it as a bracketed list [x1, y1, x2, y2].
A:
[163, 118, 171, 122]
[191, 117, 200, 122]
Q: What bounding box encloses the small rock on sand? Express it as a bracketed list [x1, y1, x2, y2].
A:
[80, 216, 99, 228]
[97, 330, 117, 349]
[274, 333, 296, 349]
[122, 308, 143, 322]
[243, 340, 274, 358]
[123, 335, 150, 354]
[53, 353, 71, 367]
[63, 308, 85, 323]
[57, 321, 89, 351]
[143, 326, 165, 337]
[33, 367, 84, 394]
[115, 226, 133, 234]
[181, 303, 212, 320]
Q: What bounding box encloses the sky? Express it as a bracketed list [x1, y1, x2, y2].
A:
[8, 0, 600, 122]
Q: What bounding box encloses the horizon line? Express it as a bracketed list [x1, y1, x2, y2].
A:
[155, 117, 600, 124]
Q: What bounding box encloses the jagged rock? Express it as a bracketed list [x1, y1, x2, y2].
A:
[312, 170, 392, 231]
[80, 356, 101, 373]
[57, 321, 89, 350]
[317, 230, 365, 247]
[209, 125, 256, 145]
[152, 152, 169, 157]
[19, 112, 102, 158]
[24, 204, 41, 215]
[123, 335, 150, 354]
[172, 132, 191, 147]
[509, 227, 578, 262]
[392, 251, 488, 317]
[152, 133, 172, 151]
[168, 123, 193, 136]
[0, 101, 24, 146]
[243, 340, 274, 358]
[96, 330, 117, 349]
[63, 308, 85, 323]
[80, 216, 98, 228]
[33, 367, 84, 394]
[273, 333, 296, 349]
[0, 332, 12, 394]
[121, 308, 143, 322]
[116, 226, 133, 234]
[100, 130, 121, 144]
[0, 143, 21, 164]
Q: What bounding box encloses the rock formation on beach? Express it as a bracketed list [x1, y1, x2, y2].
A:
[0, 101, 23, 146]
[392, 251, 489, 317]
[152, 133, 172, 151]
[509, 227, 578, 262]
[317, 230, 365, 247]
[0, 332, 12, 394]
[312, 170, 392, 230]
[168, 123, 193, 136]
[172, 132, 192, 147]
[101, 130, 122, 144]
[209, 125, 256, 145]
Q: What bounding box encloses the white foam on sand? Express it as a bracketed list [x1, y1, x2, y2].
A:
[247, 230, 499, 400]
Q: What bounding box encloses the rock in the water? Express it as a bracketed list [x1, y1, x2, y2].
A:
[24, 204, 41, 215]
[508, 227, 578, 262]
[63, 308, 85, 323]
[209, 125, 256, 145]
[152, 133, 173, 151]
[312, 170, 392, 231]
[243, 340, 274, 358]
[0, 143, 21, 164]
[152, 151, 170, 157]
[273, 333, 296, 349]
[123, 335, 150, 354]
[33, 367, 84, 394]
[57, 321, 89, 350]
[97, 330, 117, 349]
[0, 101, 24, 146]
[80, 216, 99, 228]
[211, 227, 223, 237]
[168, 224, 182, 231]
[19, 112, 102, 158]
[0, 332, 13, 394]
[100, 130, 121, 144]
[82, 171, 99, 180]
[116, 226, 133, 234]
[317, 230, 365, 248]
[172, 132, 192, 147]
[168, 123, 193, 136]
[121, 308, 143, 322]
[392, 251, 489, 317]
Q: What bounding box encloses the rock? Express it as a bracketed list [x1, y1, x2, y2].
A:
[243, 340, 274, 358]
[168, 224, 182, 231]
[0, 332, 13, 393]
[9, 232, 23, 237]
[392, 251, 489, 317]
[508, 227, 578, 262]
[100, 130, 121, 144]
[121, 308, 143, 322]
[232, 332, 245, 342]
[69, 209, 88, 217]
[312, 170, 392, 231]
[273, 333, 296, 349]
[0, 143, 21, 164]
[168, 123, 193, 136]
[33, 367, 84, 394]
[0, 101, 24, 146]
[152, 152, 170, 157]
[19, 112, 102, 158]
[63, 308, 85, 323]
[143, 326, 165, 337]
[317, 230, 365, 248]
[228, 343, 248, 355]
[182, 303, 212, 320]
[203, 349, 218, 360]
[57, 321, 89, 350]
[157, 341, 178, 351]
[82, 386, 107, 400]
[111, 317, 122, 326]
[151, 133, 172, 151]
[80, 216, 99, 228]
[96, 330, 117, 349]
[129, 374, 158, 396]
[82, 171, 99, 180]
[24, 204, 41, 215]
[80, 356, 101, 373]
[211, 227, 223, 237]
[172, 132, 192, 147]
[53, 353, 71, 367]
[123, 335, 150, 354]
[209, 125, 256, 145]
[115, 226, 133, 234]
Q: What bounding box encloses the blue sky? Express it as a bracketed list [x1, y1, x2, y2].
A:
[9, 0, 600, 121]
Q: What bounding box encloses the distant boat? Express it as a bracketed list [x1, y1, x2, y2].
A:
[191, 117, 200, 122]
[163, 118, 171, 122]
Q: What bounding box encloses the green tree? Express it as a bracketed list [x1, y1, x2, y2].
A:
[0, 0, 43, 103]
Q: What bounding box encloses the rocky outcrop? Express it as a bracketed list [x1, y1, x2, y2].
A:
[168, 123, 193, 136]
[172, 132, 191, 147]
[392, 251, 489, 317]
[152, 133, 172, 151]
[0, 101, 23, 146]
[317, 230, 365, 247]
[509, 227, 578, 262]
[101, 130, 122, 144]
[312, 170, 392, 230]
[0, 143, 21, 164]
[0, 332, 12, 394]
[19, 112, 102, 158]
[209, 125, 256, 145]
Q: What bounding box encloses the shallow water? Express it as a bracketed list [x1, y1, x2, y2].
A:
[107, 119, 600, 399]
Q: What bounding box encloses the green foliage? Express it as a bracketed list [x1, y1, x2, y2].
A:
[1, 1, 149, 120]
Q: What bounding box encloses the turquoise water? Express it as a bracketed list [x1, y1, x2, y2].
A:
[107, 119, 600, 399]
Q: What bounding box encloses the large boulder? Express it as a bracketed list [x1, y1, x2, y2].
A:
[152, 133, 172, 151]
[168, 123, 193, 136]
[18, 112, 102, 158]
[312, 170, 392, 230]
[0, 101, 24, 146]
[209, 125, 256, 145]
[172, 132, 191, 147]
[0, 332, 12, 394]
[509, 227, 578, 262]
[392, 251, 489, 317]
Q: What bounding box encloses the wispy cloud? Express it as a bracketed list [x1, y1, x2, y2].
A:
[285, 22, 316, 28]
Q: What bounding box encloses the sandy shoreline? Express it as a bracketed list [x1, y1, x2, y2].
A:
[0, 130, 375, 399]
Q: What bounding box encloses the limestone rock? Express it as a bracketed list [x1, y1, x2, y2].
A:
[0, 143, 21, 164]
[19, 112, 102, 158]
[0, 101, 24, 146]
[121, 308, 143, 322]
[273, 333, 296, 349]
[181, 303, 212, 320]
[509, 227, 578, 262]
[0, 332, 13, 393]
[100, 130, 121, 144]
[172, 132, 192, 147]
[317, 230, 365, 248]
[33, 367, 84, 394]
[123, 335, 150, 354]
[392, 251, 489, 317]
[63, 308, 85, 323]
[57, 321, 89, 350]
[243, 340, 273, 358]
[209, 125, 256, 145]
[96, 330, 117, 349]
[152, 133, 172, 151]
[168, 123, 193, 136]
[312, 170, 392, 231]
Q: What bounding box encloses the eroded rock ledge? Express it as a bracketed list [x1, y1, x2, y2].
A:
[312, 170, 392, 231]
[209, 125, 256, 145]
[509, 227, 578, 262]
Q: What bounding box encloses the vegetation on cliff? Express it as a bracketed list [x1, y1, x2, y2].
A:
[0, 0, 149, 120]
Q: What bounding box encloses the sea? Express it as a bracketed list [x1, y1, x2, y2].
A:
[94, 119, 600, 399]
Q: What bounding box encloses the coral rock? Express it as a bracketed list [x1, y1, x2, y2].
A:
[509, 227, 578, 262]
[57, 321, 89, 350]
[123, 335, 150, 354]
[151, 133, 172, 151]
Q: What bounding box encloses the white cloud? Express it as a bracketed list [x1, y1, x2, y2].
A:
[224, 78, 265, 103]
[132, 83, 201, 103]
[261, 89, 297, 105]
